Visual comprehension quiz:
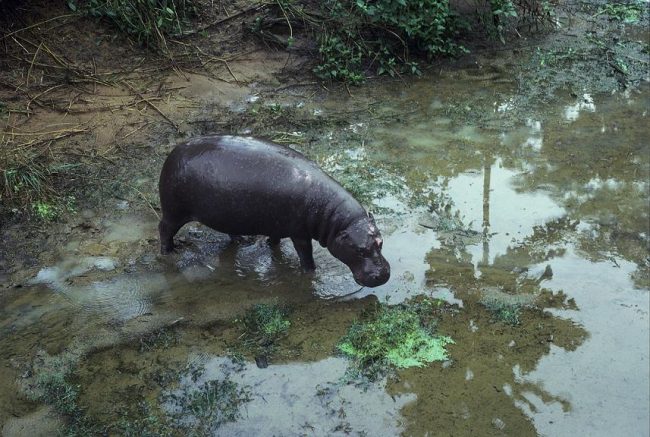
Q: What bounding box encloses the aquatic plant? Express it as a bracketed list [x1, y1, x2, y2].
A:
[337, 302, 453, 380]
[116, 401, 172, 437]
[480, 297, 522, 325]
[239, 302, 291, 347]
[166, 376, 251, 434]
[30, 366, 97, 436]
[138, 326, 178, 352]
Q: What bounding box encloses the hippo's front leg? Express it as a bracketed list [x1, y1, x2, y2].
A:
[291, 237, 316, 271]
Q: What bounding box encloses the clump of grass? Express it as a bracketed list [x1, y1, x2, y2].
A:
[116, 401, 172, 437]
[138, 326, 178, 352]
[166, 375, 251, 434]
[337, 301, 454, 380]
[69, 0, 198, 50]
[480, 297, 522, 325]
[235, 302, 291, 366]
[1, 155, 78, 220]
[30, 366, 97, 436]
[239, 302, 291, 348]
[2, 162, 50, 203]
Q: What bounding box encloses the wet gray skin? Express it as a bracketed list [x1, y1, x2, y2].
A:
[1, 80, 648, 435]
[158, 135, 390, 287]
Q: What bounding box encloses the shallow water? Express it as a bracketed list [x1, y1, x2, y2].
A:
[1, 76, 648, 436]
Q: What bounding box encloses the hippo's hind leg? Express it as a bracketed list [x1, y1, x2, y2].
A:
[159, 216, 186, 254]
[268, 236, 281, 246]
[291, 237, 315, 271]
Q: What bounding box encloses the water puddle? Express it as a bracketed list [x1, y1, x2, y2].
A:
[165, 355, 415, 436]
[1, 76, 648, 435]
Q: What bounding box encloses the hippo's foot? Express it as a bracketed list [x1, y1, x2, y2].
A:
[255, 355, 269, 369]
[229, 234, 245, 243]
[159, 218, 184, 255]
[291, 237, 316, 271]
[267, 236, 281, 246]
[160, 241, 177, 255]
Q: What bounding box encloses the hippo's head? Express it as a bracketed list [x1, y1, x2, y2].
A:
[328, 214, 390, 287]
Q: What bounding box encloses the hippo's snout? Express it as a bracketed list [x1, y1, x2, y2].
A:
[353, 259, 390, 287]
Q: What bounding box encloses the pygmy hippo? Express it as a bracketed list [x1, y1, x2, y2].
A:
[158, 135, 390, 287]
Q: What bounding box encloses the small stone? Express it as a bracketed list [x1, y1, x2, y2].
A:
[80, 242, 107, 256]
[492, 418, 505, 430]
[81, 209, 96, 219]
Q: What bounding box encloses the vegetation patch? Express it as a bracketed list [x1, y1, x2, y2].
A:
[597, 1, 647, 23]
[239, 302, 291, 345]
[254, 0, 557, 82]
[29, 363, 97, 436]
[115, 400, 172, 437]
[480, 297, 522, 325]
[138, 326, 179, 352]
[235, 302, 291, 365]
[337, 299, 453, 380]
[165, 370, 252, 434]
[69, 0, 198, 50]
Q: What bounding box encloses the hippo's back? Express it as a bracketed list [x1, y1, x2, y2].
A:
[159, 135, 350, 238]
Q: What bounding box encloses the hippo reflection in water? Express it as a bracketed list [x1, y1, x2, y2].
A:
[158, 135, 390, 287]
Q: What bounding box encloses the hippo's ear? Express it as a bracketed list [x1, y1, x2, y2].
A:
[368, 211, 376, 223]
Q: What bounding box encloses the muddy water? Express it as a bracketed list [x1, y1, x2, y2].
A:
[1, 77, 648, 436]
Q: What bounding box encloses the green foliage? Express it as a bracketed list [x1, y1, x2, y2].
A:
[480, 297, 522, 325]
[307, 0, 561, 81]
[69, 0, 197, 49]
[598, 1, 645, 23]
[32, 201, 59, 221]
[354, 0, 459, 57]
[337, 301, 453, 380]
[487, 0, 518, 42]
[313, 35, 365, 84]
[315, 0, 460, 81]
